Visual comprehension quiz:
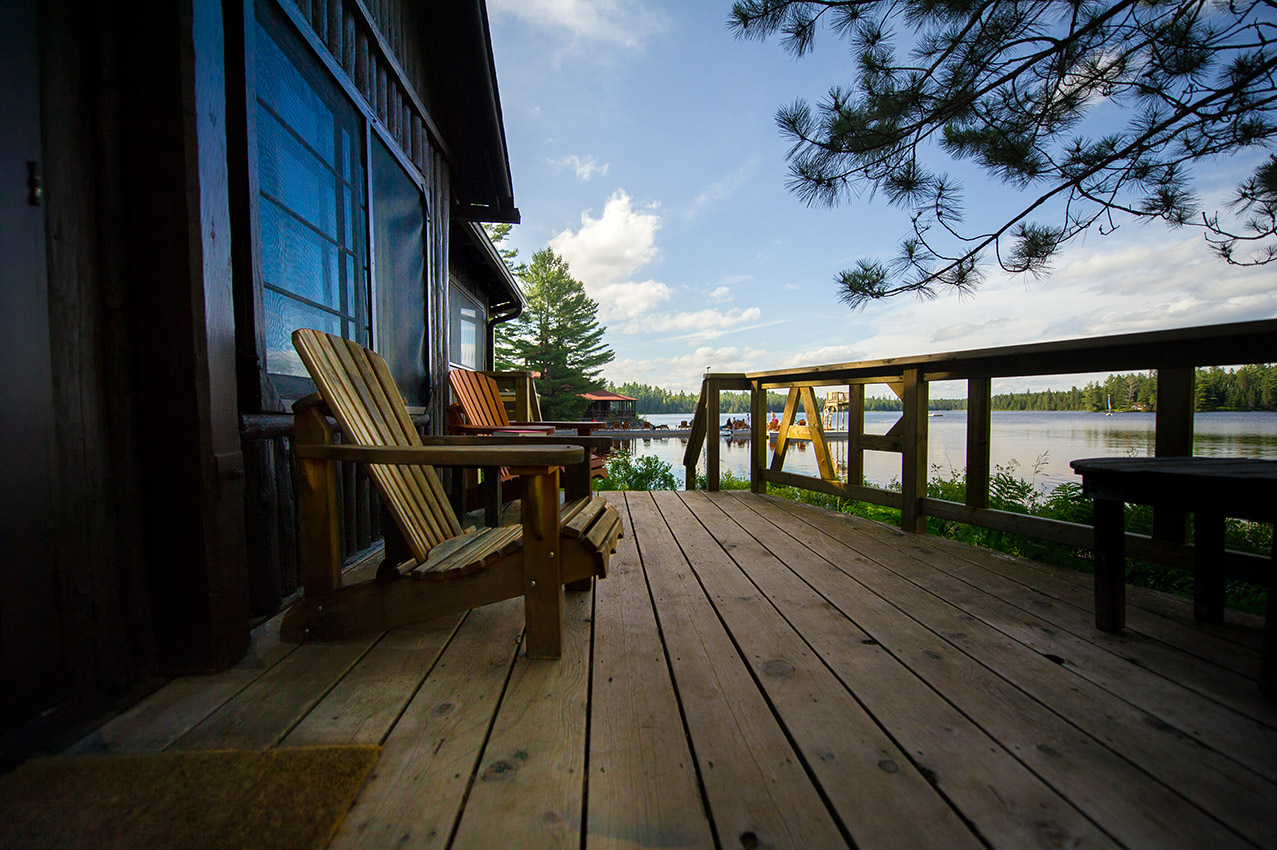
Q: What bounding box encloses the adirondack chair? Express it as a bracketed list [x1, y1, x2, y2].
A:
[448, 367, 608, 482]
[282, 329, 622, 658]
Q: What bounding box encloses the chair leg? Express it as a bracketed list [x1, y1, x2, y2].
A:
[377, 507, 411, 582]
[294, 404, 341, 596]
[522, 468, 562, 659]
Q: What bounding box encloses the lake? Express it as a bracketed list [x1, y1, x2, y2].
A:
[611, 411, 1277, 490]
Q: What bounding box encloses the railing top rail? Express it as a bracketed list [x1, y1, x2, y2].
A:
[744, 318, 1277, 385]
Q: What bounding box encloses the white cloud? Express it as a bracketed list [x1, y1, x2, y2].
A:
[550, 191, 775, 352]
[684, 159, 759, 219]
[604, 345, 771, 393]
[616, 307, 765, 340]
[548, 154, 610, 181]
[550, 190, 662, 286]
[592, 279, 674, 324]
[780, 344, 866, 369]
[549, 190, 674, 325]
[487, 0, 669, 52]
[930, 317, 1012, 344]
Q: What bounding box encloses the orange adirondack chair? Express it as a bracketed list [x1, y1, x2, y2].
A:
[448, 368, 609, 491]
[284, 329, 621, 658]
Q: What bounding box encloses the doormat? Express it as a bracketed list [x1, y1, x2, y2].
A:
[0, 746, 379, 850]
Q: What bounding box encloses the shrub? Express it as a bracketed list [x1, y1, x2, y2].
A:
[593, 449, 677, 491]
[693, 468, 752, 491]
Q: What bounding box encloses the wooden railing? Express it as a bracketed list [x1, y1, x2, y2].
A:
[684, 319, 1277, 585]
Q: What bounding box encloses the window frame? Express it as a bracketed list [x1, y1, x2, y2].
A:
[238, 0, 432, 408]
[448, 278, 486, 371]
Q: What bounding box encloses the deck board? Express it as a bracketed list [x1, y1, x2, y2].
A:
[586, 493, 714, 850]
[64, 492, 1277, 849]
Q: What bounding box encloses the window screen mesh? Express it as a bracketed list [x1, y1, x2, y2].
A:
[255, 12, 368, 379]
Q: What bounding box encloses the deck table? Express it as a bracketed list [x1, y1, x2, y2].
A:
[1070, 456, 1277, 696]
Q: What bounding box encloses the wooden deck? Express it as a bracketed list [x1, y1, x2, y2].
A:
[69, 491, 1276, 849]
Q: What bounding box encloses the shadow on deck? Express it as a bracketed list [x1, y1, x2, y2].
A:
[69, 491, 1276, 849]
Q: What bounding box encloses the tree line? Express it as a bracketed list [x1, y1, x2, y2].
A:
[993, 365, 1277, 412]
[606, 383, 792, 415]
[620, 366, 1277, 415]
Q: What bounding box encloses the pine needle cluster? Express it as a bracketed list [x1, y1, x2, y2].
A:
[730, 0, 1277, 307]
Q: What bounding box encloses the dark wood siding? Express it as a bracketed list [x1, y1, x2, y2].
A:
[234, 0, 455, 617]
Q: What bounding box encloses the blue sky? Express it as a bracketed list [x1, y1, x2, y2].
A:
[486, 0, 1277, 397]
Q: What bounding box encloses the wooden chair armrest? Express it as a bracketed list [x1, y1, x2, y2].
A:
[421, 434, 613, 451]
[295, 443, 583, 468]
[512, 420, 605, 432]
[449, 423, 556, 435]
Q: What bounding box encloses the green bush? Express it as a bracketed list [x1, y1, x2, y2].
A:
[593, 449, 677, 491]
[693, 468, 752, 491]
[771, 460, 1269, 615]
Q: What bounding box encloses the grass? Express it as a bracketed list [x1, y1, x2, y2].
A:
[597, 449, 1271, 615]
[770, 460, 1271, 615]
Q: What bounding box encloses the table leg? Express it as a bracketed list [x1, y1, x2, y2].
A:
[1262, 536, 1276, 699]
[1193, 511, 1225, 624]
[1093, 497, 1126, 632]
[483, 466, 500, 528]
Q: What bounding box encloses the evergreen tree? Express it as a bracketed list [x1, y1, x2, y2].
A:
[731, 0, 1277, 307]
[496, 249, 614, 420]
[483, 222, 527, 277]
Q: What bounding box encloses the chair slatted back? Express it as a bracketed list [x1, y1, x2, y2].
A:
[449, 369, 513, 429]
[293, 329, 462, 562]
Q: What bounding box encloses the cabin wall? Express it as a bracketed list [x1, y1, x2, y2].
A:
[232, 0, 458, 617]
[2, 0, 506, 757]
[2, 0, 259, 761]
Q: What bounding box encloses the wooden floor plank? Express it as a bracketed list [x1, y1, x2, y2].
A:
[281, 613, 464, 747]
[966, 536, 1267, 649]
[660, 491, 988, 850]
[449, 590, 594, 850]
[625, 491, 849, 850]
[842, 523, 1277, 778]
[884, 523, 1267, 684]
[330, 599, 524, 850]
[172, 636, 378, 750]
[695, 491, 1117, 850]
[67, 610, 296, 754]
[586, 493, 715, 850]
[768, 496, 1277, 849]
[742, 493, 1256, 850]
[60, 493, 1274, 850]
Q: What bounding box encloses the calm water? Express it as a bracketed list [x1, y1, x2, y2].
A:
[614, 411, 1277, 490]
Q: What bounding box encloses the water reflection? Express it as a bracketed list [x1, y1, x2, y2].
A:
[618, 411, 1277, 490]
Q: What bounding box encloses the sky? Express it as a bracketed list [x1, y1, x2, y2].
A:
[485, 0, 1277, 398]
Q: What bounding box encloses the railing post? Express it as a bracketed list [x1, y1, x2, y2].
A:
[684, 383, 708, 490]
[966, 377, 991, 509]
[750, 380, 766, 494]
[706, 376, 720, 491]
[847, 384, 864, 486]
[1153, 366, 1194, 543]
[901, 367, 929, 533]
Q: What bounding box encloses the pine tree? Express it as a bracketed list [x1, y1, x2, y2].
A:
[496, 249, 614, 420]
[731, 0, 1277, 307]
[483, 222, 527, 277]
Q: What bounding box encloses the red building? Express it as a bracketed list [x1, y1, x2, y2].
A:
[580, 391, 639, 427]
